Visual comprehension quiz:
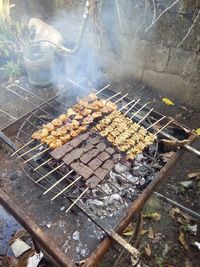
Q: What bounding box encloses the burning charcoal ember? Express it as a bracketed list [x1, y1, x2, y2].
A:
[88, 158, 102, 171]
[97, 151, 110, 162]
[89, 136, 101, 145]
[79, 132, 90, 141]
[80, 148, 100, 164]
[96, 142, 107, 151]
[86, 176, 101, 189]
[68, 138, 82, 148]
[70, 161, 93, 179]
[94, 167, 108, 181]
[50, 143, 73, 160]
[82, 143, 94, 152]
[105, 147, 115, 155]
[102, 159, 114, 171]
[63, 148, 84, 165]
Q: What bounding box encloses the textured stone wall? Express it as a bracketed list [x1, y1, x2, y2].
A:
[16, 0, 200, 110]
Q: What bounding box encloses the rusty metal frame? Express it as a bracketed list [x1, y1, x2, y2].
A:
[0, 90, 197, 267]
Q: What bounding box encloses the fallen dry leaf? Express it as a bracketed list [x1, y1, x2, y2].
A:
[143, 212, 161, 221]
[122, 224, 134, 236]
[9, 229, 30, 245]
[160, 152, 175, 163]
[148, 227, 155, 239]
[169, 207, 180, 219]
[162, 97, 174, 106]
[188, 171, 200, 179]
[144, 243, 151, 257]
[179, 230, 189, 251]
[141, 229, 149, 236]
[195, 128, 200, 136]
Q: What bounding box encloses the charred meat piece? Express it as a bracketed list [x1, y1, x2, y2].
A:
[68, 138, 82, 148]
[88, 158, 102, 171]
[105, 147, 115, 155]
[102, 159, 114, 171]
[97, 151, 110, 162]
[79, 132, 90, 141]
[50, 143, 73, 160]
[63, 148, 84, 165]
[89, 136, 101, 145]
[70, 161, 93, 179]
[94, 167, 108, 181]
[96, 142, 107, 151]
[80, 148, 100, 164]
[86, 176, 101, 189]
[82, 143, 94, 152]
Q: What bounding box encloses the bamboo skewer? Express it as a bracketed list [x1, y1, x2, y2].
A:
[130, 103, 148, 119]
[34, 158, 52, 171]
[11, 139, 34, 156]
[138, 108, 153, 125]
[43, 170, 74, 194]
[36, 162, 65, 183]
[155, 119, 173, 135]
[23, 147, 50, 164]
[51, 175, 82, 201]
[106, 92, 121, 101]
[123, 99, 140, 115]
[146, 116, 166, 130]
[114, 93, 128, 104]
[17, 143, 42, 159]
[65, 187, 89, 214]
[96, 84, 111, 95]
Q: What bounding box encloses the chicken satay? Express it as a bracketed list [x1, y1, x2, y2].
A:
[41, 135, 56, 145]
[52, 118, 63, 127]
[60, 134, 71, 144]
[43, 122, 55, 132]
[49, 139, 63, 149]
[59, 114, 68, 122]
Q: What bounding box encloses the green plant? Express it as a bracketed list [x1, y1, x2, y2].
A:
[155, 256, 165, 267]
[2, 60, 21, 78]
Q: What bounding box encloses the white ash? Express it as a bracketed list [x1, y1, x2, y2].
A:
[72, 231, 80, 241]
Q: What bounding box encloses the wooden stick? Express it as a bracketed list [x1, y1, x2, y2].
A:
[155, 119, 173, 135]
[114, 93, 128, 104]
[36, 162, 65, 183]
[130, 103, 147, 119]
[11, 139, 34, 156]
[138, 108, 153, 124]
[65, 187, 89, 214]
[34, 158, 52, 171]
[43, 170, 73, 194]
[118, 99, 136, 112]
[17, 143, 42, 158]
[23, 147, 50, 164]
[124, 99, 140, 114]
[96, 84, 111, 95]
[51, 176, 82, 201]
[146, 116, 166, 130]
[106, 92, 121, 101]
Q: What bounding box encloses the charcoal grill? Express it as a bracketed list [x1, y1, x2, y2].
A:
[0, 79, 199, 267]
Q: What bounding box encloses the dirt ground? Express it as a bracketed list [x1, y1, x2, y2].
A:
[0, 78, 200, 267]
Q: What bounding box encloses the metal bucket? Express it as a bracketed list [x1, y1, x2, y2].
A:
[23, 43, 56, 87]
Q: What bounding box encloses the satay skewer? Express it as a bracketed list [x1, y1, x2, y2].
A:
[11, 139, 34, 156]
[146, 116, 166, 130]
[51, 175, 82, 201]
[23, 147, 50, 164]
[114, 93, 128, 104]
[34, 158, 52, 171]
[12, 84, 110, 156]
[130, 103, 148, 119]
[124, 99, 141, 115]
[36, 162, 65, 183]
[154, 119, 173, 135]
[65, 187, 89, 214]
[17, 143, 42, 159]
[138, 108, 153, 125]
[43, 170, 74, 194]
